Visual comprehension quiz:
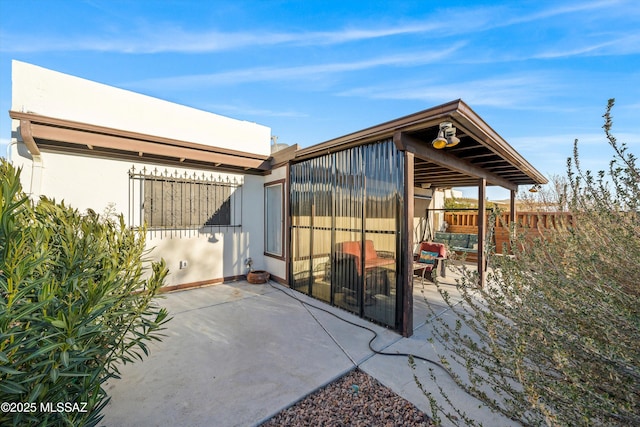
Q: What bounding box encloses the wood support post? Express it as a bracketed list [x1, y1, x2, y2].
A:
[509, 188, 517, 240]
[402, 150, 414, 337]
[477, 178, 486, 288]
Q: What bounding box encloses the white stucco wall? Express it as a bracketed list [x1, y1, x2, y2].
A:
[145, 173, 265, 286]
[412, 187, 448, 252]
[8, 147, 265, 287]
[11, 60, 271, 155]
[9, 61, 271, 288]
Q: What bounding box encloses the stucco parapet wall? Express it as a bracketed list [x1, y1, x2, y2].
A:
[11, 60, 271, 156]
[10, 111, 272, 173]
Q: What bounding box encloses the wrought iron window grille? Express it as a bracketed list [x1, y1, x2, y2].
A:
[128, 166, 243, 238]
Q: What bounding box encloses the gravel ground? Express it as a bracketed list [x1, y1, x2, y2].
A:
[261, 369, 434, 426]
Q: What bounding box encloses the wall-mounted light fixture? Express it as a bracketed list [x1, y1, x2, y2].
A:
[432, 122, 460, 149]
[529, 184, 542, 193]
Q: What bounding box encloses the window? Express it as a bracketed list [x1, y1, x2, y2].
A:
[265, 182, 283, 257]
[129, 167, 242, 231]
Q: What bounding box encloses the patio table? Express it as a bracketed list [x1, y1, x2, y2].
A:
[413, 257, 446, 285]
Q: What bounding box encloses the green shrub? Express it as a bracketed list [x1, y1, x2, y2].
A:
[419, 100, 639, 426]
[0, 160, 170, 426]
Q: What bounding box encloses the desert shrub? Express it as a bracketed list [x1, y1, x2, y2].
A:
[418, 100, 639, 426]
[0, 160, 170, 426]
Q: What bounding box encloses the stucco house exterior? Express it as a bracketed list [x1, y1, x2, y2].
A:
[8, 61, 546, 336]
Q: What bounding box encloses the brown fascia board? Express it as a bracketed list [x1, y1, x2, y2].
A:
[294, 99, 462, 160]
[269, 143, 299, 168]
[9, 111, 271, 172]
[451, 102, 548, 185]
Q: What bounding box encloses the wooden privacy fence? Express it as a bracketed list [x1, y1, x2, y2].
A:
[444, 211, 572, 254]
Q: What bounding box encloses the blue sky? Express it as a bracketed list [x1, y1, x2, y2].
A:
[1, 0, 638, 199]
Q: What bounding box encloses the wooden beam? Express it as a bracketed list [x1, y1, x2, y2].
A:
[28, 123, 270, 170]
[393, 130, 406, 151]
[510, 188, 517, 241]
[487, 165, 519, 171]
[401, 133, 518, 191]
[284, 162, 291, 286]
[478, 179, 486, 288]
[415, 172, 468, 178]
[402, 150, 414, 338]
[269, 143, 299, 167]
[471, 159, 512, 166]
[463, 153, 500, 160]
[9, 110, 268, 161]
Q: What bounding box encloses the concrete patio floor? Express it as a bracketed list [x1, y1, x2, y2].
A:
[102, 263, 517, 427]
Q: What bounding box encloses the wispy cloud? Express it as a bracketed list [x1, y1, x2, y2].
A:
[511, 134, 601, 150]
[424, 0, 629, 40]
[125, 45, 464, 90]
[0, 0, 633, 58]
[511, 132, 640, 155]
[501, 0, 625, 26]
[0, 28, 288, 53]
[1, 1, 608, 54]
[296, 24, 444, 45]
[338, 73, 560, 108]
[0, 21, 445, 54]
[203, 104, 309, 118]
[619, 102, 640, 112]
[533, 33, 640, 59]
[507, 132, 624, 175]
[441, 1, 639, 62]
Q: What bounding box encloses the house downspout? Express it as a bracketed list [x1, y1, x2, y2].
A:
[29, 154, 43, 199]
[19, 119, 43, 199]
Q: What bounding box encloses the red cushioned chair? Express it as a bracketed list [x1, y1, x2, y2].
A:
[334, 240, 395, 306]
[414, 242, 447, 284]
[337, 240, 395, 275]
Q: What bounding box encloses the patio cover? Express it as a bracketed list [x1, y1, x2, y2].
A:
[291, 99, 547, 336]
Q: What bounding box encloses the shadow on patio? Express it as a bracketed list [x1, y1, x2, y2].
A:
[102, 262, 516, 427]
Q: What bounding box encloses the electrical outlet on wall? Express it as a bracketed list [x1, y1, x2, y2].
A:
[179, 260, 188, 269]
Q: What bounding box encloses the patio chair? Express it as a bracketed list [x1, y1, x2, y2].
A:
[333, 240, 395, 307]
[413, 242, 447, 285]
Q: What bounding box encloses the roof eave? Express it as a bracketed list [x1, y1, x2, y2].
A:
[293, 99, 547, 186]
[9, 111, 271, 173]
[294, 99, 463, 160]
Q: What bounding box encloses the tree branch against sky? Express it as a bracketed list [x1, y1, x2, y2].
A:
[418, 100, 639, 426]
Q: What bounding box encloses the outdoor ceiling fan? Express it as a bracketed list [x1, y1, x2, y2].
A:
[432, 121, 460, 149]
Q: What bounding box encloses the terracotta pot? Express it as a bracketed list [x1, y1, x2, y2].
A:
[247, 270, 270, 284]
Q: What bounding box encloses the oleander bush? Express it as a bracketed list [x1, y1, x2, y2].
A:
[0, 160, 170, 426]
[418, 100, 639, 426]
